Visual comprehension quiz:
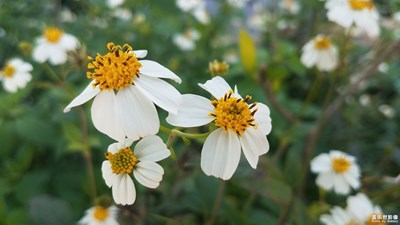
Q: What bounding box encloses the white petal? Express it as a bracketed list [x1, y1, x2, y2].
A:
[59, 33, 79, 50]
[115, 86, 160, 141]
[316, 172, 335, 190]
[254, 103, 272, 135]
[3, 79, 18, 93]
[112, 174, 136, 205]
[32, 43, 50, 63]
[166, 94, 214, 127]
[310, 153, 332, 173]
[139, 60, 181, 83]
[327, 5, 354, 28]
[134, 75, 182, 114]
[134, 50, 148, 58]
[64, 81, 100, 112]
[48, 47, 68, 65]
[343, 171, 360, 189]
[240, 127, 270, 168]
[102, 161, 116, 187]
[107, 142, 121, 154]
[134, 135, 170, 162]
[134, 161, 164, 188]
[301, 47, 319, 68]
[333, 174, 351, 194]
[201, 128, 241, 180]
[91, 91, 125, 141]
[198, 76, 232, 99]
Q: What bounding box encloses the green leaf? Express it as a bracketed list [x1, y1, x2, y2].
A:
[15, 170, 49, 204]
[238, 29, 256, 75]
[15, 115, 57, 146]
[29, 195, 73, 225]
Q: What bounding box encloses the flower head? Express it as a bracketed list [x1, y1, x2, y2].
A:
[311, 150, 361, 195]
[320, 206, 358, 225]
[301, 35, 338, 72]
[175, 0, 209, 24]
[166, 76, 272, 180]
[209, 60, 229, 76]
[0, 58, 33, 93]
[346, 193, 384, 224]
[172, 29, 201, 51]
[325, 0, 380, 38]
[79, 205, 119, 225]
[102, 135, 170, 205]
[32, 27, 79, 65]
[64, 43, 182, 141]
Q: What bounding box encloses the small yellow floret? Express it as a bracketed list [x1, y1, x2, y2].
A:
[332, 157, 351, 173]
[44, 27, 63, 43]
[1, 64, 15, 78]
[313, 36, 332, 50]
[349, 0, 374, 10]
[93, 206, 109, 221]
[105, 147, 138, 174]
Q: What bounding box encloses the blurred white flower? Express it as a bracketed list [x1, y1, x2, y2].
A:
[223, 50, 239, 64]
[79, 205, 119, 225]
[0, 58, 32, 93]
[394, 11, 400, 22]
[172, 29, 201, 51]
[226, 0, 250, 9]
[325, 0, 380, 38]
[280, 0, 300, 14]
[311, 150, 360, 195]
[107, 0, 124, 8]
[60, 8, 77, 22]
[102, 136, 170, 205]
[64, 43, 182, 141]
[320, 206, 358, 225]
[175, 0, 209, 24]
[32, 27, 79, 65]
[378, 104, 395, 119]
[378, 62, 389, 73]
[347, 193, 383, 224]
[301, 35, 338, 72]
[247, 12, 268, 32]
[359, 94, 371, 106]
[112, 8, 133, 20]
[133, 12, 146, 25]
[167, 76, 272, 180]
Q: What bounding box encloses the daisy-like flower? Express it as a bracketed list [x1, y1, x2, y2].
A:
[0, 58, 33, 93]
[325, 0, 380, 38]
[320, 206, 358, 225]
[310, 150, 361, 195]
[64, 43, 182, 141]
[346, 193, 384, 224]
[301, 35, 338, 72]
[79, 205, 119, 225]
[172, 29, 201, 51]
[102, 135, 170, 205]
[166, 76, 272, 180]
[175, 0, 210, 24]
[32, 27, 79, 65]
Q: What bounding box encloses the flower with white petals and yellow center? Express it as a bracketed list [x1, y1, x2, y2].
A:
[311, 150, 360, 195]
[32, 27, 79, 65]
[172, 29, 201, 51]
[79, 205, 119, 225]
[320, 206, 358, 225]
[64, 43, 182, 141]
[346, 193, 385, 225]
[166, 76, 272, 180]
[325, 0, 380, 38]
[0, 58, 33, 93]
[102, 135, 170, 205]
[301, 35, 338, 72]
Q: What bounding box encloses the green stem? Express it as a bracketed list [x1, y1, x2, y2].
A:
[160, 125, 210, 139]
[205, 181, 226, 225]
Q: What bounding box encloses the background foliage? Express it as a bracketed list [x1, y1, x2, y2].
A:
[0, 0, 399, 224]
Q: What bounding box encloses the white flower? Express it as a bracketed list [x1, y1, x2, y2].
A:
[346, 193, 383, 224]
[79, 205, 119, 225]
[310, 150, 361, 195]
[301, 35, 338, 72]
[320, 206, 358, 225]
[325, 0, 380, 38]
[166, 76, 272, 180]
[32, 27, 79, 65]
[64, 43, 182, 141]
[175, 0, 209, 24]
[107, 0, 124, 8]
[0, 58, 33, 93]
[102, 135, 171, 205]
[112, 8, 133, 20]
[378, 104, 395, 119]
[176, 0, 202, 12]
[280, 0, 300, 14]
[172, 29, 201, 51]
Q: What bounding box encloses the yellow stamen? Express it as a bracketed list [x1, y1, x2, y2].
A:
[93, 206, 109, 221]
[209, 91, 257, 136]
[332, 157, 351, 173]
[349, 0, 374, 10]
[1, 64, 15, 78]
[87, 42, 142, 91]
[44, 27, 63, 43]
[313, 36, 332, 50]
[105, 147, 138, 174]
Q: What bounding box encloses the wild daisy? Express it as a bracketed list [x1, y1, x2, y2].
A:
[64, 43, 182, 141]
[79, 205, 119, 225]
[301, 35, 338, 72]
[172, 29, 201, 51]
[0, 58, 33, 93]
[32, 27, 79, 65]
[166, 76, 272, 180]
[346, 193, 384, 224]
[102, 135, 170, 205]
[320, 206, 358, 225]
[310, 150, 361, 195]
[325, 0, 380, 38]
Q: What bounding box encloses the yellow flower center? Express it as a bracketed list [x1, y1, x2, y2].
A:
[87, 42, 142, 91]
[93, 206, 109, 221]
[44, 27, 63, 43]
[105, 147, 138, 174]
[348, 0, 374, 10]
[313, 36, 332, 50]
[210, 91, 257, 136]
[332, 157, 351, 173]
[1, 64, 15, 78]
